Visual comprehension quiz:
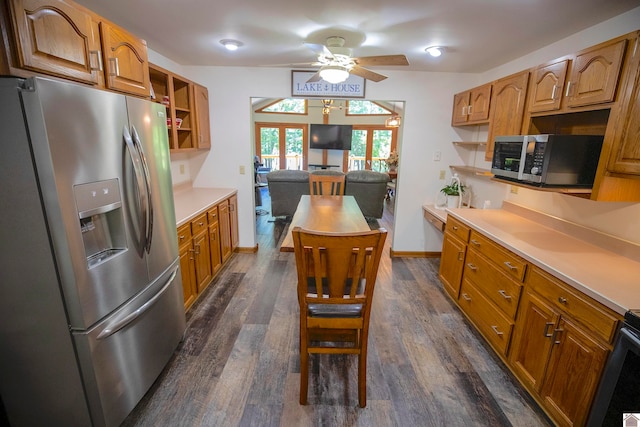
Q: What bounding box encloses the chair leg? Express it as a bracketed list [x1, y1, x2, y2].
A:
[300, 343, 309, 405]
[358, 350, 367, 408]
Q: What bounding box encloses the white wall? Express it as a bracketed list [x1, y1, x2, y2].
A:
[154, 6, 640, 250]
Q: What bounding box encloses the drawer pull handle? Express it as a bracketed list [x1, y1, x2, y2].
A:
[558, 297, 567, 304]
[461, 293, 472, 302]
[194, 244, 200, 255]
[467, 263, 477, 271]
[457, 251, 464, 261]
[452, 225, 458, 231]
[199, 221, 205, 226]
[498, 290, 511, 300]
[552, 328, 563, 345]
[543, 322, 555, 338]
[491, 326, 504, 336]
[470, 239, 480, 246]
[504, 261, 518, 271]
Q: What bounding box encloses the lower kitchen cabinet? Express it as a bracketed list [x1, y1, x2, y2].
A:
[177, 222, 197, 310]
[440, 219, 622, 427]
[438, 216, 470, 299]
[176, 194, 238, 311]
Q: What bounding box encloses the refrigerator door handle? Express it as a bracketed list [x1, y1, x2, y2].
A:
[131, 125, 154, 253]
[123, 126, 149, 250]
[96, 268, 178, 340]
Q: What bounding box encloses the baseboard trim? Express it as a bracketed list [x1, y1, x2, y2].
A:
[236, 245, 258, 253]
[390, 250, 441, 258]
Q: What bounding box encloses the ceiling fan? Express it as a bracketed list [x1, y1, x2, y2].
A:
[297, 36, 409, 83]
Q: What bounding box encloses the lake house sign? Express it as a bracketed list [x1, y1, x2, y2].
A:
[291, 71, 366, 98]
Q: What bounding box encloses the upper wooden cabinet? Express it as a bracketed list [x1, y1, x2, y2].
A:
[1, 0, 150, 97]
[565, 39, 626, 108]
[527, 38, 627, 115]
[194, 83, 211, 150]
[149, 64, 211, 152]
[485, 71, 530, 160]
[528, 59, 569, 113]
[5, 0, 101, 84]
[99, 21, 150, 97]
[451, 83, 492, 126]
[605, 35, 640, 176]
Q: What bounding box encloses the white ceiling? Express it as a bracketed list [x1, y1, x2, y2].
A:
[75, 0, 640, 73]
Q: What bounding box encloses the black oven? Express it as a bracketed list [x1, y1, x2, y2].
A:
[587, 310, 640, 426]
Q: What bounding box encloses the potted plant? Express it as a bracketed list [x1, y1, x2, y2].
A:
[440, 181, 466, 208]
[385, 151, 399, 171]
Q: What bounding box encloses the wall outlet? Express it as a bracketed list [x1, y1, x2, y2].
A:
[510, 185, 519, 194]
[239, 165, 246, 175]
[433, 150, 442, 161]
[179, 164, 185, 175]
[439, 170, 446, 180]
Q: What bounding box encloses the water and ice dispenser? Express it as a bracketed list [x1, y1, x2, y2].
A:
[74, 179, 126, 268]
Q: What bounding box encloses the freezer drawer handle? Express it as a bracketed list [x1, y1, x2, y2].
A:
[96, 268, 178, 340]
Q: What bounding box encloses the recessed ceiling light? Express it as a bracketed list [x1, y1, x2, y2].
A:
[425, 46, 444, 57]
[220, 39, 243, 51]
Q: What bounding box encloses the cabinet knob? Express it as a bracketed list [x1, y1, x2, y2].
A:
[558, 296, 567, 304]
[452, 225, 458, 231]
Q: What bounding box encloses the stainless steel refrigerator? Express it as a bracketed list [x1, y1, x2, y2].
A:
[0, 76, 186, 427]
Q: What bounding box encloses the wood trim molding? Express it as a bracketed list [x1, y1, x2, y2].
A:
[389, 249, 441, 258]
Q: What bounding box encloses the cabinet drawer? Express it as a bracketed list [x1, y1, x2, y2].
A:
[445, 216, 470, 242]
[190, 213, 208, 235]
[459, 278, 514, 356]
[177, 223, 192, 249]
[424, 209, 445, 233]
[207, 206, 219, 224]
[464, 249, 523, 319]
[526, 266, 620, 344]
[469, 231, 526, 281]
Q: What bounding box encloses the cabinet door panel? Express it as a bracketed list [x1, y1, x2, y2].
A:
[439, 233, 467, 299]
[100, 21, 150, 97]
[528, 59, 569, 113]
[10, 0, 100, 84]
[607, 36, 640, 175]
[566, 39, 626, 108]
[541, 318, 608, 427]
[209, 223, 222, 276]
[194, 84, 211, 150]
[509, 291, 559, 392]
[486, 71, 529, 161]
[468, 85, 492, 123]
[179, 245, 196, 310]
[451, 92, 470, 125]
[193, 230, 212, 293]
[219, 201, 232, 262]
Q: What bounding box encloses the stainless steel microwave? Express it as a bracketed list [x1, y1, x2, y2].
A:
[491, 134, 604, 187]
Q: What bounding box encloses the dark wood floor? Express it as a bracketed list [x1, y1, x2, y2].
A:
[122, 188, 552, 426]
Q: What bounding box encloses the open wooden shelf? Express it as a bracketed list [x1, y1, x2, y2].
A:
[449, 165, 493, 177]
[452, 141, 487, 147]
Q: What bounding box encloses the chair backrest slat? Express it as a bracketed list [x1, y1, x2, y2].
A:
[309, 174, 345, 195]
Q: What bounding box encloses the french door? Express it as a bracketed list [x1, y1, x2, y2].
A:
[349, 125, 397, 171]
[255, 122, 308, 170]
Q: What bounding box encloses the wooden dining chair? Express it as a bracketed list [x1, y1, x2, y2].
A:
[292, 226, 387, 408]
[309, 173, 345, 195]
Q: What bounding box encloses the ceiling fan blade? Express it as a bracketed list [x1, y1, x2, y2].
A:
[306, 71, 323, 83]
[354, 54, 410, 67]
[350, 66, 387, 82]
[260, 62, 322, 68]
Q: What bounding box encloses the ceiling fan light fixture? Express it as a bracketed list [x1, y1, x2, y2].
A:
[319, 65, 349, 84]
[425, 46, 444, 57]
[220, 39, 243, 51]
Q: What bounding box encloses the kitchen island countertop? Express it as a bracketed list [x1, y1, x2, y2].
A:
[446, 202, 640, 316]
[173, 186, 237, 227]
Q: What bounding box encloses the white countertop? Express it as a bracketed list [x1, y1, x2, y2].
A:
[446, 206, 640, 315]
[173, 186, 237, 227]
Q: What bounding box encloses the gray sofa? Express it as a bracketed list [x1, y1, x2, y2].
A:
[266, 170, 310, 217]
[266, 169, 390, 219]
[345, 170, 391, 218]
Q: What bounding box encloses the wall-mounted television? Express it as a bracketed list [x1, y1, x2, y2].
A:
[309, 124, 353, 150]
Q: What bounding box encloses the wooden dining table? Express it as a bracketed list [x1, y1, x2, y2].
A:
[279, 195, 371, 252]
